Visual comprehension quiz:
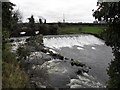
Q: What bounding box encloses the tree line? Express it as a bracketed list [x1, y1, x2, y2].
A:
[10, 15, 59, 37]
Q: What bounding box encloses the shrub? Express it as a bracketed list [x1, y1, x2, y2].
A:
[39, 24, 49, 35]
[49, 24, 59, 35]
[17, 46, 30, 60]
[2, 44, 17, 64]
[35, 34, 43, 44]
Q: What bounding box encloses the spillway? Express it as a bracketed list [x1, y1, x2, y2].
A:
[43, 34, 104, 49]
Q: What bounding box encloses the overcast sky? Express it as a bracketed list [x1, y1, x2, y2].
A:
[10, 0, 99, 23]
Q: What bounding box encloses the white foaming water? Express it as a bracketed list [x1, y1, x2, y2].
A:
[39, 59, 68, 74]
[37, 59, 105, 88]
[77, 47, 84, 50]
[43, 35, 104, 49]
[67, 73, 105, 88]
[35, 31, 39, 34]
[20, 32, 26, 35]
[91, 47, 96, 50]
[49, 49, 58, 54]
[10, 37, 30, 52]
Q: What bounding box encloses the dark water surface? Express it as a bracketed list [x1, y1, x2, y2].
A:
[10, 34, 113, 88]
[43, 34, 113, 85]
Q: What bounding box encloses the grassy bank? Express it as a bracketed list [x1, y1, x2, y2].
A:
[58, 25, 106, 35]
[2, 43, 32, 88]
[3, 62, 30, 88]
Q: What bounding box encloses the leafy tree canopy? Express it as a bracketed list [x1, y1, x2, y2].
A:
[93, 2, 120, 88]
[2, 2, 15, 29]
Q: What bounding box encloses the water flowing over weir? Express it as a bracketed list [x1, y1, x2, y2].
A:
[9, 35, 113, 88]
[44, 34, 104, 49]
[43, 34, 113, 86]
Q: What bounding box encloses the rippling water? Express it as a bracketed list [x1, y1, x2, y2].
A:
[44, 34, 104, 49]
[10, 34, 113, 88]
[43, 34, 113, 85]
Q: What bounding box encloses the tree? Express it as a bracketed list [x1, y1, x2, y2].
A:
[2, 2, 15, 50]
[12, 9, 22, 23]
[28, 15, 35, 23]
[93, 2, 120, 88]
[2, 2, 15, 30]
[10, 9, 23, 37]
[2, 2, 31, 88]
[39, 18, 43, 24]
[28, 15, 36, 35]
[44, 19, 46, 24]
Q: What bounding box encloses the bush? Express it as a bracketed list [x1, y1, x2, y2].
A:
[39, 24, 49, 35]
[2, 44, 17, 64]
[35, 34, 43, 44]
[49, 24, 59, 35]
[17, 46, 30, 60]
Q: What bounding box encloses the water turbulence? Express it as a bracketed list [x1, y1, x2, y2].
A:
[43, 34, 113, 88]
[10, 35, 113, 88]
[44, 34, 104, 49]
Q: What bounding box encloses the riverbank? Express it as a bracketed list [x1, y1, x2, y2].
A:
[57, 25, 106, 41]
[58, 25, 105, 35]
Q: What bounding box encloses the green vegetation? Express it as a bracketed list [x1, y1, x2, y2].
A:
[93, 2, 120, 88]
[81, 26, 105, 34]
[58, 26, 81, 34]
[3, 60, 30, 88]
[58, 25, 105, 35]
[2, 43, 31, 88]
[2, 1, 120, 88]
[2, 2, 31, 88]
[17, 46, 30, 60]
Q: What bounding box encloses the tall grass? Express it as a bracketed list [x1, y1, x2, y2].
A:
[2, 44, 31, 88]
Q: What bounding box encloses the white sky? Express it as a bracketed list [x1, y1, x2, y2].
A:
[10, 0, 98, 23]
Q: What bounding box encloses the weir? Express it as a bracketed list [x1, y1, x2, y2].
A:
[43, 34, 113, 85]
[9, 34, 113, 88]
[43, 34, 104, 49]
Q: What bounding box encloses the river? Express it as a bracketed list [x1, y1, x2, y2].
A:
[43, 34, 113, 86]
[10, 34, 113, 88]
